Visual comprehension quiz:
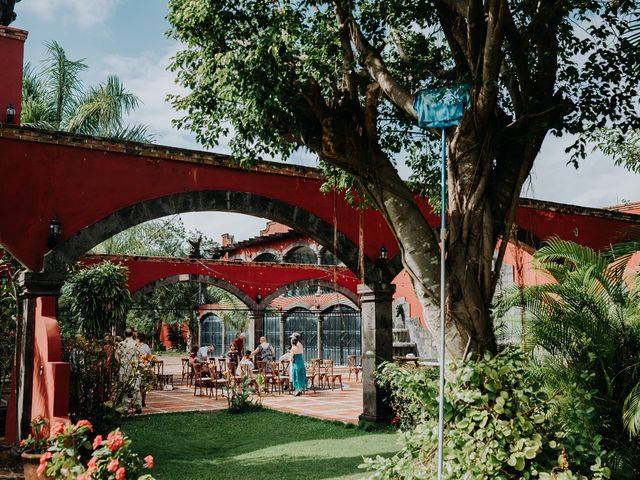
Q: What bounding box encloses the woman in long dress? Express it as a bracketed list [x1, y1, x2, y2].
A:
[290, 334, 307, 396]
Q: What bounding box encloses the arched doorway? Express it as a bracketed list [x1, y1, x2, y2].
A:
[321, 304, 361, 365]
[283, 307, 318, 362]
[200, 313, 223, 353]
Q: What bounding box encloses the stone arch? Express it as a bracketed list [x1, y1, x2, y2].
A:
[260, 278, 359, 308]
[283, 244, 319, 264]
[43, 190, 393, 281]
[131, 273, 257, 310]
[252, 250, 280, 263]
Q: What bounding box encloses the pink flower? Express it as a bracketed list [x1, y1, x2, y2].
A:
[115, 466, 126, 480]
[50, 422, 66, 436]
[39, 452, 53, 464]
[19, 440, 25, 447]
[107, 431, 125, 452]
[37, 462, 47, 477]
[87, 456, 98, 473]
[92, 435, 103, 449]
[144, 455, 154, 469]
[107, 459, 119, 473]
[76, 420, 93, 432]
[77, 474, 90, 480]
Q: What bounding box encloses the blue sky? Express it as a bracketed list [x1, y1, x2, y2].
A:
[13, 1, 640, 242]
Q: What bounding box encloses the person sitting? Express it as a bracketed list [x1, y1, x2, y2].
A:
[197, 344, 214, 362]
[252, 336, 275, 372]
[226, 343, 240, 375]
[188, 345, 199, 366]
[279, 346, 292, 363]
[236, 350, 255, 378]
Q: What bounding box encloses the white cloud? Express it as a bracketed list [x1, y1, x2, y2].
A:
[20, 0, 121, 28]
[527, 135, 640, 208]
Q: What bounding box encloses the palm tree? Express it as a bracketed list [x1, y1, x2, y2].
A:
[495, 238, 640, 449]
[21, 41, 153, 142]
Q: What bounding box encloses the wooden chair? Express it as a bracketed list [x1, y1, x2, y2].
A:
[208, 365, 227, 399]
[347, 355, 362, 382]
[181, 358, 190, 381]
[192, 364, 213, 397]
[268, 362, 290, 394]
[307, 358, 324, 391]
[324, 360, 343, 390]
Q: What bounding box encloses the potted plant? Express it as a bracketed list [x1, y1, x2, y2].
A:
[20, 416, 52, 480]
[39, 419, 155, 479]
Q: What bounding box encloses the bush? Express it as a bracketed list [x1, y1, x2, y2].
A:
[364, 348, 611, 479]
[65, 336, 154, 434]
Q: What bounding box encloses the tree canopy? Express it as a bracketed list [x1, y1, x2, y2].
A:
[167, 0, 640, 358]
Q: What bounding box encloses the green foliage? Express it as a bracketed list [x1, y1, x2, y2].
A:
[65, 335, 126, 434]
[61, 262, 132, 339]
[494, 238, 640, 476]
[226, 377, 262, 413]
[376, 362, 438, 430]
[0, 249, 23, 407]
[364, 349, 611, 480]
[591, 128, 640, 174]
[22, 40, 153, 142]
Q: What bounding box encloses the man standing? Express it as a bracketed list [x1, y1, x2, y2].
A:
[233, 333, 245, 354]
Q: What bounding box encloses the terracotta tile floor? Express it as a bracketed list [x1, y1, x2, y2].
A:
[144, 356, 364, 424]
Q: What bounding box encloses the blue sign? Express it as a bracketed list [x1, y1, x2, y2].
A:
[412, 84, 470, 129]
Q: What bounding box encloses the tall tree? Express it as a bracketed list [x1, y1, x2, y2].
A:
[22, 41, 153, 142]
[167, 0, 640, 359]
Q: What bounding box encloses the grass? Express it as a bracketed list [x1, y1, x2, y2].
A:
[121, 410, 399, 480]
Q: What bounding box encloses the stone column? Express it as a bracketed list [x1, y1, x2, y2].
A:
[14, 271, 64, 442]
[279, 315, 286, 357]
[249, 310, 264, 351]
[316, 311, 323, 359]
[357, 282, 395, 424]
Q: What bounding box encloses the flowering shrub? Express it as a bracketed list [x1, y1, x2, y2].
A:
[20, 416, 50, 454]
[39, 419, 155, 479]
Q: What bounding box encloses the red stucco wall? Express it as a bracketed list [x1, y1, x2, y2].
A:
[0, 27, 27, 125]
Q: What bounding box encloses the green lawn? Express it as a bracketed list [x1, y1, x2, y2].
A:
[121, 410, 399, 480]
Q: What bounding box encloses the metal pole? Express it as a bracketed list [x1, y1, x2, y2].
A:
[436, 127, 447, 479]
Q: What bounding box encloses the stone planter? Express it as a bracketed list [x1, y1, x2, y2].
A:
[21, 452, 53, 480]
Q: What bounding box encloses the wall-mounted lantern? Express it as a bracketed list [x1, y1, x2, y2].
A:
[47, 215, 62, 248]
[256, 292, 262, 303]
[6, 103, 15, 124]
[378, 245, 388, 261]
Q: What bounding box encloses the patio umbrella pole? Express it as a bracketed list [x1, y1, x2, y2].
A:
[436, 127, 446, 480]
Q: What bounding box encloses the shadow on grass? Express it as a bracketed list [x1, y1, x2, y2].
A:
[121, 410, 399, 480]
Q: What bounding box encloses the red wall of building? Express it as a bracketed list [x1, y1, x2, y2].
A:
[0, 27, 27, 125]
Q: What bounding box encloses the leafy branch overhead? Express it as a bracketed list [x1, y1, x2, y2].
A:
[167, 0, 640, 358]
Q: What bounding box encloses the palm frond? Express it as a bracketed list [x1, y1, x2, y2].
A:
[40, 40, 87, 128]
[623, 381, 640, 437]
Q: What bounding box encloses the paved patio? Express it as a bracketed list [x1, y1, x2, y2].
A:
[143, 355, 364, 424]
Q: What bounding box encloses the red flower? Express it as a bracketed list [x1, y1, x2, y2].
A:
[115, 466, 126, 480]
[76, 420, 93, 432]
[19, 440, 25, 447]
[144, 455, 154, 469]
[77, 474, 89, 480]
[107, 458, 119, 473]
[50, 422, 66, 436]
[36, 462, 47, 477]
[92, 435, 103, 450]
[107, 431, 125, 452]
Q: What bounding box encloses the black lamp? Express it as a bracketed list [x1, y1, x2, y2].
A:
[6, 103, 15, 124]
[47, 215, 62, 248]
[378, 245, 388, 261]
[256, 292, 262, 303]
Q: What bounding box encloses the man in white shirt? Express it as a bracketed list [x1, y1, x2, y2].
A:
[197, 344, 214, 362]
